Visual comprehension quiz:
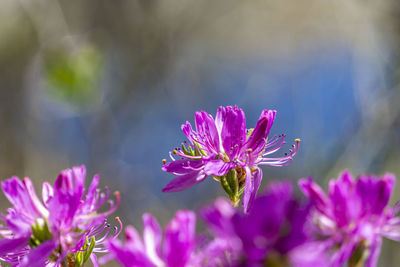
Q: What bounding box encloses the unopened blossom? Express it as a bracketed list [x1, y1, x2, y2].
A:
[299, 171, 400, 267]
[198, 182, 314, 267]
[162, 106, 299, 212]
[101, 210, 196, 267]
[0, 165, 121, 267]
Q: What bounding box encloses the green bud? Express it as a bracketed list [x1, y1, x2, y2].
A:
[219, 169, 240, 207]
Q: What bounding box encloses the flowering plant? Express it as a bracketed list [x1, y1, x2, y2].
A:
[162, 106, 299, 212]
[0, 165, 121, 266]
[1, 106, 399, 267]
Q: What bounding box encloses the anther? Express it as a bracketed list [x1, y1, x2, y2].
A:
[162, 159, 166, 164]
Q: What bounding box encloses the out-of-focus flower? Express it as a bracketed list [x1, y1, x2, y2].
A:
[198, 181, 313, 267]
[162, 105, 299, 212]
[101, 210, 196, 267]
[299, 171, 400, 267]
[0, 165, 121, 267]
[195, 198, 242, 267]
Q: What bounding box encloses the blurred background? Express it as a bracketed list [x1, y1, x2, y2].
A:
[1, 0, 400, 265]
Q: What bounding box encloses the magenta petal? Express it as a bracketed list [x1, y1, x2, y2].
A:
[162, 171, 206, 193]
[142, 213, 162, 262]
[162, 159, 204, 174]
[246, 168, 262, 213]
[72, 165, 86, 198]
[242, 167, 254, 214]
[221, 106, 246, 159]
[49, 167, 86, 232]
[125, 225, 145, 251]
[328, 171, 357, 227]
[289, 241, 331, 267]
[203, 160, 232, 176]
[246, 110, 276, 153]
[42, 182, 53, 208]
[1, 177, 45, 218]
[330, 238, 357, 267]
[201, 198, 236, 238]
[298, 177, 332, 218]
[20, 239, 57, 267]
[181, 121, 196, 144]
[0, 236, 30, 257]
[90, 253, 99, 267]
[164, 211, 196, 267]
[105, 237, 155, 267]
[215, 106, 227, 135]
[195, 111, 220, 153]
[356, 173, 395, 216]
[365, 237, 382, 267]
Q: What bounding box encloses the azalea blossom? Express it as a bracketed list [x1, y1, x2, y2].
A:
[0, 165, 121, 267]
[101, 210, 196, 267]
[198, 181, 315, 267]
[162, 105, 299, 212]
[299, 171, 400, 267]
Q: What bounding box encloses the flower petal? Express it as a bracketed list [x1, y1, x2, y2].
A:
[215, 106, 227, 136]
[242, 167, 254, 214]
[328, 171, 357, 227]
[246, 168, 263, 213]
[162, 171, 206, 193]
[164, 211, 196, 267]
[203, 160, 232, 177]
[103, 236, 155, 267]
[42, 182, 53, 208]
[162, 159, 204, 174]
[49, 167, 86, 232]
[221, 106, 246, 159]
[1, 177, 46, 219]
[356, 173, 395, 216]
[90, 253, 99, 267]
[298, 177, 332, 218]
[195, 111, 220, 154]
[181, 121, 196, 144]
[200, 198, 236, 238]
[142, 214, 163, 266]
[0, 236, 30, 258]
[20, 239, 57, 267]
[365, 237, 382, 267]
[245, 110, 276, 153]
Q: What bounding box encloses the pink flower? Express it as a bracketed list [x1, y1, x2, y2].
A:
[162, 106, 299, 213]
[299, 171, 400, 267]
[0, 165, 121, 266]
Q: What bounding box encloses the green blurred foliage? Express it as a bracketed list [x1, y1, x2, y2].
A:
[43, 44, 103, 106]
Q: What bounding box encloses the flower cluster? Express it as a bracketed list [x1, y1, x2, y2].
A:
[162, 106, 299, 212]
[102, 173, 400, 267]
[299, 171, 400, 267]
[0, 165, 121, 266]
[101, 211, 196, 267]
[1, 106, 400, 267]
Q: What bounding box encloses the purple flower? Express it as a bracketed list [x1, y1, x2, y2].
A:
[195, 198, 242, 266]
[162, 106, 299, 212]
[0, 165, 121, 266]
[299, 171, 400, 267]
[101, 210, 196, 267]
[198, 181, 313, 267]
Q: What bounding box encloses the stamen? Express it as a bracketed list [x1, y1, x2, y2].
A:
[114, 217, 123, 237]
